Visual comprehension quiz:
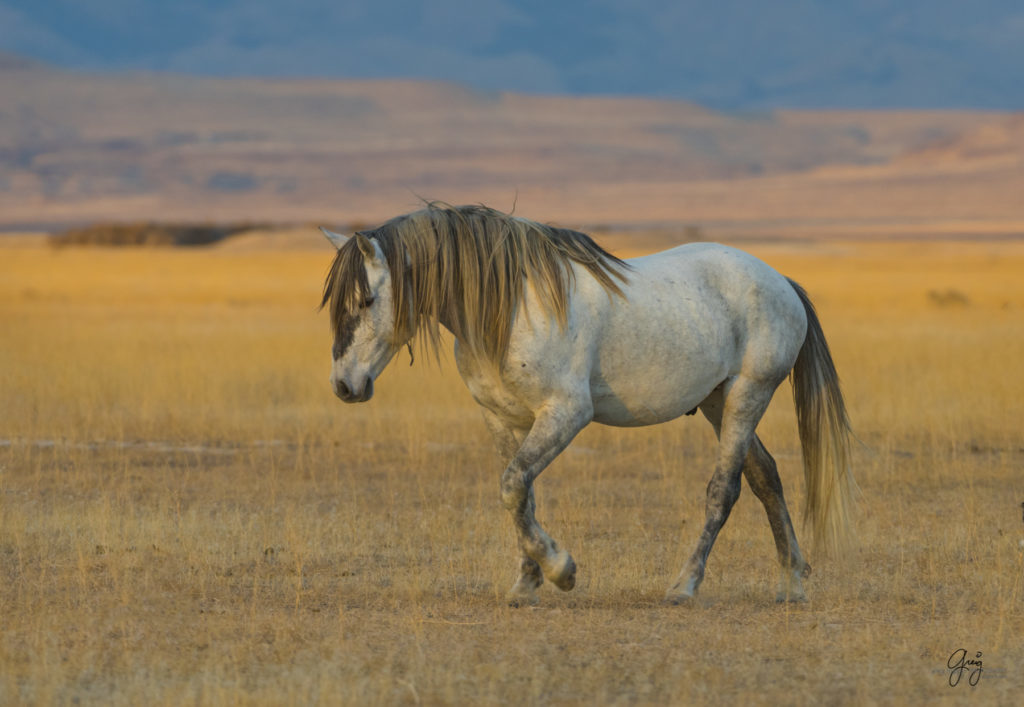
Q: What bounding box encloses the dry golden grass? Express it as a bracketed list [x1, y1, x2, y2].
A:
[1, 235, 1022, 704]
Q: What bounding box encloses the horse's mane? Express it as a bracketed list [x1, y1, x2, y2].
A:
[321, 202, 630, 365]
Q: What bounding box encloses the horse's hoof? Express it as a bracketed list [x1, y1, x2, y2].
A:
[664, 573, 700, 605]
[663, 591, 695, 605]
[776, 570, 809, 602]
[545, 551, 576, 591]
[506, 576, 542, 607]
[507, 593, 540, 608]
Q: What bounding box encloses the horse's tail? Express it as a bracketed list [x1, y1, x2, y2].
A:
[787, 279, 857, 555]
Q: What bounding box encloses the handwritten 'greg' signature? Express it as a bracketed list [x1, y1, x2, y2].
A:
[947, 648, 983, 686]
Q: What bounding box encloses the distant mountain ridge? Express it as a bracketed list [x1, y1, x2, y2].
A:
[1, 57, 1022, 237]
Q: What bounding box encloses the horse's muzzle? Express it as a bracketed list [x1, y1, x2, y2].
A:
[333, 376, 374, 403]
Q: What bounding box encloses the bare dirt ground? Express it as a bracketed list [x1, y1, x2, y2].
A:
[1, 234, 1022, 704]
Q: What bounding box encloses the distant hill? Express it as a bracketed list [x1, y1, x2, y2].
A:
[1, 58, 1022, 238]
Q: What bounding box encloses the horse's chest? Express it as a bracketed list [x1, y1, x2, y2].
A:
[454, 349, 539, 427]
[462, 374, 536, 427]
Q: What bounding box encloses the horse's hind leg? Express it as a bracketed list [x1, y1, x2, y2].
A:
[745, 436, 810, 602]
[665, 376, 779, 603]
[694, 388, 810, 601]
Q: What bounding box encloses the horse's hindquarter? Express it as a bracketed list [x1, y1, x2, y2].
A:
[588, 244, 807, 427]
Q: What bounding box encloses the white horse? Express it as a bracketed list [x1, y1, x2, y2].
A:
[321, 203, 855, 605]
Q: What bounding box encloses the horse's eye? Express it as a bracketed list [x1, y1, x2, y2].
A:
[360, 296, 375, 310]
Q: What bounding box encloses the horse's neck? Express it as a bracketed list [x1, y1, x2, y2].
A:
[409, 263, 462, 339]
[408, 287, 458, 341]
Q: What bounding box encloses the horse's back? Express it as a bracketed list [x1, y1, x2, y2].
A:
[628, 242, 796, 298]
[622, 242, 805, 346]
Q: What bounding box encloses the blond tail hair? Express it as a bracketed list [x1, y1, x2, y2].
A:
[788, 279, 858, 555]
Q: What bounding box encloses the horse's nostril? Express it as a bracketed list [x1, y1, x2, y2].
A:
[336, 380, 351, 398]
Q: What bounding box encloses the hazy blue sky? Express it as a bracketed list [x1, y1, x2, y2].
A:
[2, 0, 1022, 109]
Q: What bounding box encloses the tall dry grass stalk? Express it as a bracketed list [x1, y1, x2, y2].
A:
[1, 236, 1022, 704]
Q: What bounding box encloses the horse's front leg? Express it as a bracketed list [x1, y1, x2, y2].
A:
[496, 398, 592, 605]
[481, 410, 544, 604]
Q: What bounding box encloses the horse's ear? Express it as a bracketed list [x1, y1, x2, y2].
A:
[355, 233, 378, 260]
[319, 227, 349, 250]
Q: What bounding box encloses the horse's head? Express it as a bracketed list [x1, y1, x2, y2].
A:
[321, 228, 404, 403]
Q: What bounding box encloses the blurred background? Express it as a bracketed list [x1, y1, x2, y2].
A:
[1, 0, 1022, 240]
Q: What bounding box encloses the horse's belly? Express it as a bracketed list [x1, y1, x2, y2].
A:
[590, 363, 727, 427]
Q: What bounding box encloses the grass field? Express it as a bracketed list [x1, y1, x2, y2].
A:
[2, 235, 1022, 704]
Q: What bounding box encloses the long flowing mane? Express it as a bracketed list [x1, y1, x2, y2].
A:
[321, 202, 630, 365]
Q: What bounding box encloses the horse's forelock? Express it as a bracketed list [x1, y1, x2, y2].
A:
[321, 238, 371, 339]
